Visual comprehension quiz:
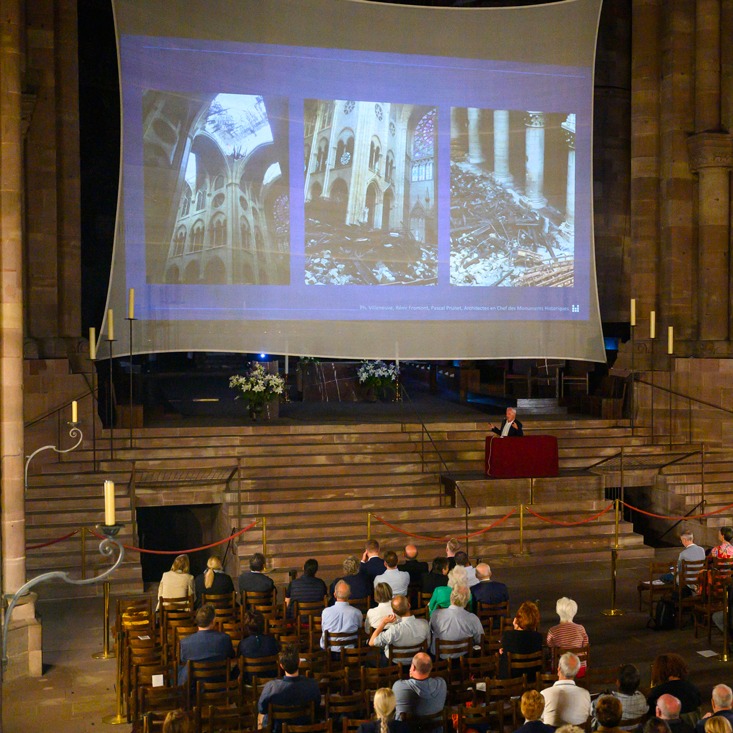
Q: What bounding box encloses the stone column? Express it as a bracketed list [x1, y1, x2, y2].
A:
[695, 0, 721, 133]
[524, 111, 547, 209]
[561, 114, 576, 236]
[466, 108, 484, 165]
[493, 110, 513, 185]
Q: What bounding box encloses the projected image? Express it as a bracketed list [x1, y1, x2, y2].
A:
[143, 91, 290, 285]
[450, 109, 575, 287]
[304, 100, 438, 285]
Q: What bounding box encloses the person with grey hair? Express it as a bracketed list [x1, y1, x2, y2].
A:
[655, 694, 694, 733]
[660, 531, 705, 586]
[695, 685, 733, 733]
[428, 584, 483, 658]
[329, 555, 372, 604]
[428, 564, 468, 614]
[472, 562, 509, 608]
[541, 652, 592, 727]
[546, 597, 589, 676]
[320, 579, 363, 653]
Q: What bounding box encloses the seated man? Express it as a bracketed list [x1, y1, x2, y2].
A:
[595, 695, 625, 733]
[257, 644, 321, 732]
[399, 544, 429, 586]
[695, 684, 733, 733]
[238, 552, 275, 595]
[285, 558, 327, 616]
[429, 585, 483, 658]
[660, 531, 705, 591]
[376, 550, 410, 598]
[472, 562, 509, 607]
[368, 594, 430, 665]
[320, 580, 363, 654]
[591, 663, 647, 731]
[393, 652, 447, 721]
[178, 603, 235, 685]
[360, 539, 386, 582]
[655, 694, 694, 733]
[541, 652, 592, 727]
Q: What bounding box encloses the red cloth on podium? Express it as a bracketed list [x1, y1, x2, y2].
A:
[485, 435, 559, 478]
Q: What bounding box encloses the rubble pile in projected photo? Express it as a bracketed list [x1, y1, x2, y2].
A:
[305, 219, 439, 285]
[450, 163, 574, 287]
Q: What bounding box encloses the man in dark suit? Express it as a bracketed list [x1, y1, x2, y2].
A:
[239, 552, 276, 595]
[491, 407, 523, 437]
[420, 556, 449, 595]
[360, 539, 386, 581]
[178, 603, 235, 685]
[285, 558, 328, 616]
[398, 544, 429, 585]
[695, 685, 733, 733]
[472, 562, 509, 606]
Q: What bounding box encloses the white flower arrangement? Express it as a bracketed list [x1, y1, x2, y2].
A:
[357, 360, 400, 390]
[229, 363, 285, 411]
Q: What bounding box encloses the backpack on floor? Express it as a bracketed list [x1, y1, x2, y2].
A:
[650, 598, 676, 630]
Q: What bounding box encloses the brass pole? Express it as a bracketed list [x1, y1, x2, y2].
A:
[92, 581, 115, 659]
[81, 526, 87, 580]
[367, 512, 372, 541]
[603, 500, 624, 616]
[261, 516, 267, 558]
[102, 630, 126, 724]
[723, 584, 729, 663]
[519, 504, 524, 555]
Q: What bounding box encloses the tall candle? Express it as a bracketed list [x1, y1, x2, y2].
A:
[284, 354, 289, 375]
[630, 298, 636, 327]
[108, 309, 114, 341]
[649, 310, 656, 339]
[104, 480, 116, 526]
[668, 326, 674, 355]
[89, 327, 96, 361]
[128, 288, 135, 320]
[71, 400, 78, 423]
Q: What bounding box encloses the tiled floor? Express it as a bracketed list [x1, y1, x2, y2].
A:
[5, 548, 733, 732]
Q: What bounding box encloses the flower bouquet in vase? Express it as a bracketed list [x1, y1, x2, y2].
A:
[357, 360, 399, 402]
[229, 363, 285, 420]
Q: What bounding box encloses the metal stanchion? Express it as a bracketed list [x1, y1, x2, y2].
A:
[107, 337, 116, 459]
[518, 504, 525, 556]
[603, 499, 625, 616]
[81, 527, 87, 580]
[723, 585, 729, 663]
[127, 314, 136, 448]
[92, 580, 115, 659]
[367, 512, 372, 541]
[261, 516, 267, 558]
[102, 629, 126, 725]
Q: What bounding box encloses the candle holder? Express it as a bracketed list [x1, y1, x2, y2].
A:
[2, 523, 125, 669]
[24, 422, 84, 492]
[107, 337, 116, 460]
[126, 316, 136, 448]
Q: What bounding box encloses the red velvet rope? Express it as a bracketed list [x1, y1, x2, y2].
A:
[89, 520, 258, 554]
[371, 508, 517, 542]
[26, 528, 80, 550]
[621, 499, 733, 521]
[523, 502, 614, 526]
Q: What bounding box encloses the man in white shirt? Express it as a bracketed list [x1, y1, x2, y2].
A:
[369, 595, 429, 665]
[375, 550, 410, 598]
[429, 585, 483, 658]
[541, 652, 592, 727]
[320, 580, 363, 653]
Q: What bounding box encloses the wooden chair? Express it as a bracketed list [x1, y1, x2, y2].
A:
[185, 658, 233, 709]
[476, 600, 510, 633]
[434, 636, 473, 661]
[266, 616, 301, 648]
[637, 561, 675, 615]
[240, 653, 280, 683]
[693, 567, 732, 642]
[297, 649, 328, 679]
[455, 700, 504, 733]
[534, 671, 558, 691]
[359, 664, 399, 695]
[282, 722, 333, 733]
[202, 702, 259, 733]
[325, 690, 368, 720]
[268, 701, 316, 731]
[401, 708, 448, 733]
[323, 629, 362, 667]
[506, 649, 544, 681]
[460, 652, 499, 682]
[342, 646, 383, 691]
[482, 674, 528, 730]
[129, 659, 170, 722]
[142, 711, 169, 733]
[291, 597, 327, 619]
[202, 590, 238, 610]
[137, 683, 186, 720]
[346, 596, 371, 614]
[313, 665, 349, 696]
[387, 639, 428, 668]
[677, 558, 706, 628]
[551, 646, 590, 688]
[418, 591, 434, 609]
[342, 718, 372, 733]
[196, 675, 243, 709]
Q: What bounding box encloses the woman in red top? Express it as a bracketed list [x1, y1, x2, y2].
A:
[710, 527, 733, 559]
[546, 596, 589, 677]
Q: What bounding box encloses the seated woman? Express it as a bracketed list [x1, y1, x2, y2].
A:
[194, 556, 234, 607]
[157, 554, 194, 611]
[710, 527, 733, 560]
[546, 597, 589, 677]
[357, 687, 409, 733]
[515, 689, 555, 733]
[646, 653, 701, 715]
[238, 610, 279, 681]
[329, 555, 373, 605]
[428, 565, 468, 614]
[366, 583, 395, 633]
[499, 600, 543, 680]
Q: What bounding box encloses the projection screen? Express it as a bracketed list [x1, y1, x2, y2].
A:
[102, 0, 605, 361]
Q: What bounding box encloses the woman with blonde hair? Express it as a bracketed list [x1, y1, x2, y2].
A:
[428, 564, 468, 614]
[705, 717, 733, 733]
[193, 555, 234, 607]
[157, 554, 194, 610]
[366, 582, 394, 633]
[162, 709, 191, 733]
[357, 687, 409, 733]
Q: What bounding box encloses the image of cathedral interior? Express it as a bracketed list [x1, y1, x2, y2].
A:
[143, 92, 290, 285]
[304, 100, 438, 285]
[450, 108, 575, 287]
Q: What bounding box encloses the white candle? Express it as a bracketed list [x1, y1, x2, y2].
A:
[284, 355, 289, 375]
[89, 327, 96, 361]
[71, 400, 78, 423]
[650, 310, 656, 339]
[104, 480, 116, 526]
[668, 326, 674, 355]
[108, 309, 114, 341]
[128, 288, 135, 320]
[630, 298, 636, 327]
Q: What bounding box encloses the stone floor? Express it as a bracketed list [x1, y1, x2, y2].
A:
[5, 547, 733, 733]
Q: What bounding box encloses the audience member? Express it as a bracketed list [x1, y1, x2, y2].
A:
[592, 663, 647, 730]
[644, 720, 673, 733]
[392, 652, 447, 718]
[163, 710, 191, 733]
[499, 600, 543, 680]
[238, 552, 276, 595]
[472, 562, 509, 608]
[194, 555, 234, 607]
[445, 538, 460, 570]
[399, 545, 429, 586]
[361, 539, 387, 581]
[428, 585, 483, 658]
[546, 597, 589, 676]
[357, 687, 409, 733]
[710, 528, 733, 560]
[647, 654, 701, 715]
[329, 555, 372, 604]
[596, 695, 625, 733]
[696, 685, 733, 733]
[428, 564, 468, 614]
[285, 558, 327, 615]
[178, 603, 235, 685]
[515, 689, 555, 733]
[321, 580, 363, 653]
[421, 557, 449, 595]
[366, 582, 396, 633]
[660, 532, 705, 592]
[157, 554, 194, 610]
[453, 551, 478, 587]
[257, 645, 321, 732]
[541, 652, 592, 726]
[654, 694, 694, 733]
[238, 610, 279, 672]
[705, 717, 733, 733]
[369, 595, 430, 665]
[377, 550, 411, 598]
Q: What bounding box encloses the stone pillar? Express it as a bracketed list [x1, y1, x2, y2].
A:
[695, 0, 721, 132]
[688, 133, 733, 340]
[524, 111, 547, 209]
[493, 110, 513, 185]
[466, 108, 484, 165]
[561, 114, 576, 236]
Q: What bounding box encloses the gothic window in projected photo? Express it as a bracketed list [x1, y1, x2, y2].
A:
[303, 100, 438, 286]
[143, 91, 290, 285]
[449, 108, 575, 287]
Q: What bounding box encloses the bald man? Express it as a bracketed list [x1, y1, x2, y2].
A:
[393, 652, 447, 718]
[399, 544, 429, 585]
[656, 694, 694, 733]
[472, 562, 509, 609]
